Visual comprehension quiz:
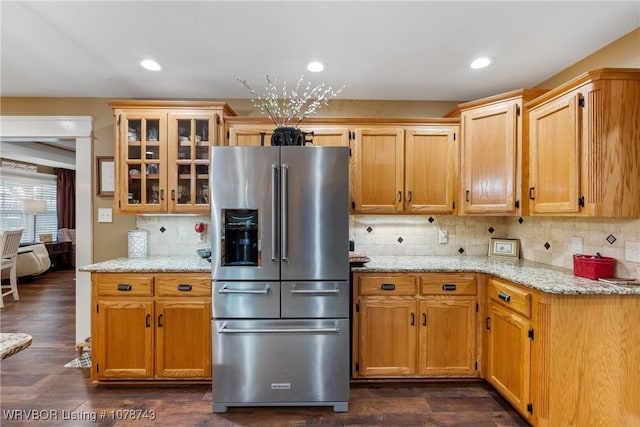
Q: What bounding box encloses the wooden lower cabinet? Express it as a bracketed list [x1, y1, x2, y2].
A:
[485, 277, 533, 419]
[155, 300, 211, 378]
[485, 301, 531, 416]
[95, 299, 154, 379]
[357, 297, 417, 376]
[418, 296, 477, 376]
[91, 272, 211, 382]
[352, 272, 478, 379]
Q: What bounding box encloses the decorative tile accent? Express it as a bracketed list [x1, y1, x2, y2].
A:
[366, 226, 373, 233]
[488, 227, 495, 234]
[159, 226, 166, 233]
[518, 217, 524, 224]
[458, 247, 465, 254]
[544, 242, 551, 250]
[606, 234, 617, 244]
[397, 237, 404, 244]
[428, 217, 435, 223]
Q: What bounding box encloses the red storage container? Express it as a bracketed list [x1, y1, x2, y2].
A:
[573, 255, 616, 280]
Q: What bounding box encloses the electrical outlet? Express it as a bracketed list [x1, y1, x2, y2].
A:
[438, 229, 448, 244]
[572, 237, 583, 254]
[97, 208, 112, 223]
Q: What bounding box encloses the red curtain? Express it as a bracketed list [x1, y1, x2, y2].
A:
[55, 168, 75, 229]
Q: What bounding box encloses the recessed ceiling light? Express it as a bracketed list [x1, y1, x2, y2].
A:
[470, 57, 494, 69]
[140, 59, 163, 71]
[307, 61, 325, 72]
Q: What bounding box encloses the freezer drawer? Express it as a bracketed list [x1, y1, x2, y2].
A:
[213, 282, 280, 319]
[212, 319, 349, 412]
[280, 281, 349, 318]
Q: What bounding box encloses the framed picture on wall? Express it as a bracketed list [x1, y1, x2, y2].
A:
[96, 156, 115, 197]
[488, 238, 520, 258]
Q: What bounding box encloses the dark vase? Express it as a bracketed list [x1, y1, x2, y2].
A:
[271, 127, 303, 146]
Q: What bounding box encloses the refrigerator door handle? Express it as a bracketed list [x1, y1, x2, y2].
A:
[281, 163, 289, 262]
[218, 284, 271, 294]
[290, 288, 340, 295]
[271, 164, 279, 262]
[218, 321, 340, 334]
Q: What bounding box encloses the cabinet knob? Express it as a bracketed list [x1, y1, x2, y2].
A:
[442, 284, 457, 291]
[380, 283, 396, 291]
[117, 284, 132, 291]
[177, 284, 193, 292]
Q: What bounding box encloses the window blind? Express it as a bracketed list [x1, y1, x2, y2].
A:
[0, 168, 58, 243]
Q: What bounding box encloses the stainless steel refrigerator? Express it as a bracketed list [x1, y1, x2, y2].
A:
[210, 145, 350, 413]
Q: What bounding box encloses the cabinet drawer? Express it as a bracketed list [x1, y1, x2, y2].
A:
[156, 276, 211, 297]
[487, 278, 531, 318]
[95, 274, 153, 296]
[420, 274, 477, 295]
[358, 276, 416, 296]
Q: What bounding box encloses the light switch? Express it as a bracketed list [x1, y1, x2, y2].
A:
[438, 229, 448, 244]
[98, 208, 113, 223]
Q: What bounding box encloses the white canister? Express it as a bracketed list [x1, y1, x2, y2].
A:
[128, 229, 148, 258]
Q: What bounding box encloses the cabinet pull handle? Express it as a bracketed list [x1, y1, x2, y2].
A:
[422, 313, 427, 326]
[485, 316, 491, 330]
[177, 284, 192, 291]
[442, 284, 457, 291]
[380, 283, 396, 291]
[498, 291, 511, 302]
[145, 314, 151, 328]
[411, 313, 415, 326]
[117, 284, 132, 291]
[465, 190, 470, 202]
[529, 187, 535, 200]
[171, 189, 175, 201]
[160, 189, 165, 201]
[158, 314, 163, 327]
[398, 191, 402, 202]
[407, 191, 412, 202]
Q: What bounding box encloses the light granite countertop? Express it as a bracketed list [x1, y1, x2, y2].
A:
[352, 256, 640, 296]
[79, 256, 212, 273]
[80, 255, 640, 296]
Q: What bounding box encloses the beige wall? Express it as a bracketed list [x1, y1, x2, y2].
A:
[536, 27, 640, 89]
[0, 28, 638, 263]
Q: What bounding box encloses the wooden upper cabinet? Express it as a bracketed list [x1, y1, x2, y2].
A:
[405, 126, 457, 214]
[527, 68, 640, 216]
[459, 89, 548, 216]
[227, 125, 274, 146]
[111, 100, 235, 214]
[529, 92, 581, 214]
[352, 123, 459, 214]
[297, 125, 350, 147]
[353, 128, 405, 213]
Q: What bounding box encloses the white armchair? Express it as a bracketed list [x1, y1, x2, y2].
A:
[1, 244, 51, 280]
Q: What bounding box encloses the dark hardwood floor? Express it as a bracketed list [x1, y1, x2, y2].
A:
[1, 269, 528, 426]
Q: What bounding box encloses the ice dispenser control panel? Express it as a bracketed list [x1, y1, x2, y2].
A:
[221, 209, 259, 266]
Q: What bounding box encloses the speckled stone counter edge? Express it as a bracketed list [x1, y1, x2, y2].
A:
[80, 255, 640, 296]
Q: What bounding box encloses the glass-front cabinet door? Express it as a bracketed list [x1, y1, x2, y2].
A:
[167, 112, 220, 213]
[118, 111, 168, 213]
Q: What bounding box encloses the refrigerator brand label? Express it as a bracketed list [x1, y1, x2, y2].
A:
[271, 383, 291, 390]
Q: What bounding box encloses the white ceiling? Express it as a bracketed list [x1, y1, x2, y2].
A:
[1, 1, 638, 102]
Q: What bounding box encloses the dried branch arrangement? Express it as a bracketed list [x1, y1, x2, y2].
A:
[235, 75, 344, 128]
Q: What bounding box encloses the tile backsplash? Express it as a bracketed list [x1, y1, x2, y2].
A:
[135, 215, 211, 258]
[135, 214, 640, 280]
[505, 216, 640, 280]
[350, 215, 639, 280]
[350, 215, 508, 257]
